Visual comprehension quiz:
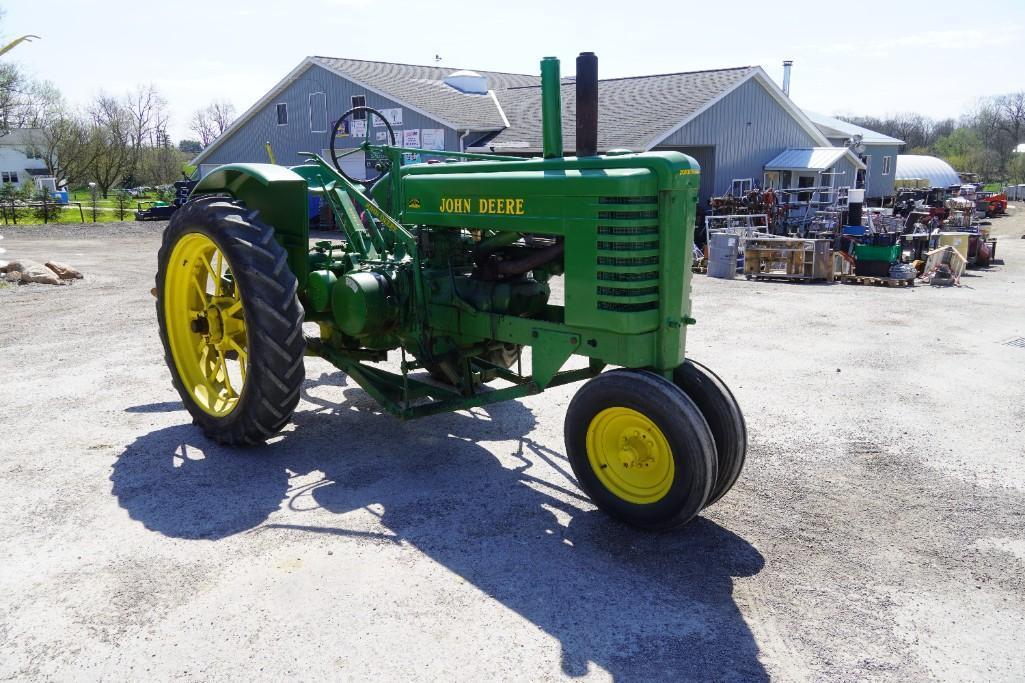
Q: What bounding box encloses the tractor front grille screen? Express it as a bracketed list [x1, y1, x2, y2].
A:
[597, 210, 658, 220]
[596, 240, 660, 251]
[595, 196, 661, 315]
[597, 255, 659, 266]
[598, 225, 659, 236]
[598, 196, 658, 205]
[597, 270, 659, 281]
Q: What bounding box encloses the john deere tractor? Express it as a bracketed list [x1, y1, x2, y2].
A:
[155, 53, 746, 530]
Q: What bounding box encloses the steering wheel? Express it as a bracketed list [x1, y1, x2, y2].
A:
[329, 106, 396, 186]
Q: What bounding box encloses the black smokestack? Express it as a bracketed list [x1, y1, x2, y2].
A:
[576, 52, 598, 157]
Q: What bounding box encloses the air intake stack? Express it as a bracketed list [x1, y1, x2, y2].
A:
[540, 57, 563, 159]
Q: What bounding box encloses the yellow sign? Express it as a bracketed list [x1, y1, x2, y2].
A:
[437, 197, 526, 215]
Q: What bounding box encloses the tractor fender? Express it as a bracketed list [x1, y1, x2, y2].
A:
[191, 163, 310, 288]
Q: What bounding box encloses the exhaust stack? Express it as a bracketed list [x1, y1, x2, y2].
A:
[782, 60, 793, 97]
[540, 57, 563, 158]
[575, 52, 598, 157]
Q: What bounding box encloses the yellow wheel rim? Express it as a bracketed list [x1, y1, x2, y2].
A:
[164, 233, 248, 417]
[586, 407, 675, 504]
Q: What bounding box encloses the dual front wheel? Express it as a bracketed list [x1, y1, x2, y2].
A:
[565, 363, 746, 530]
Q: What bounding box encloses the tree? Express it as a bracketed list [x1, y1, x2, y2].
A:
[28, 83, 97, 189]
[1008, 152, 1025, 184]
[189, 108, 216, 147]
[0, 28, 40, 136]
[178, 138, 203, 153]
[123, 84, 169, 184]
[86, 94, 133, 198]
[994, 92, 1025, 151]
[189, 99, 236, 147]
[208, 100, 235, 135]
[0, 62, 32, 136]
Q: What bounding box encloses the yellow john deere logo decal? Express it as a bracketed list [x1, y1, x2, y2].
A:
[408, 198, 421, 209]
[438, 197, 526, 215]
[679, 169, 698, 175]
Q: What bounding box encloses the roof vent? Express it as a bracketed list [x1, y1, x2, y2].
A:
[444, 70, 489, 94]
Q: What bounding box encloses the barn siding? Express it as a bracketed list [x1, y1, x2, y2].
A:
[862, 144, 899, 199]
[657, 77, 819, 204]
[199, 64, 462, 169]
[828, 156, 858, 194]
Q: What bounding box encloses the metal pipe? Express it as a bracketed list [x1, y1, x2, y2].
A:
[576, 52, 598, 157]
[493, 241, 565, 277]
[540, 57, 563, 158]
[782, 60, 793, 97]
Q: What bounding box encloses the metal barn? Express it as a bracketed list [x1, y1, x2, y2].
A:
[194, 57, 893, 207]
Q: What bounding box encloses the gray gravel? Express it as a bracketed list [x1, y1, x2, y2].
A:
[1, 214, 1024, 681]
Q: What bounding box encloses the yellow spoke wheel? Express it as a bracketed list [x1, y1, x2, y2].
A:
[164, 232, 248, 416]
[156, 198, 305, 445]
[564, 369, 717, 530]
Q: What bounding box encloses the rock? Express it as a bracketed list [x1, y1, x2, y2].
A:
[0, 259, 25, 273]
[45, 261, 83, 280]
[20, 261, 63, 285]
[3, 270, 21, 283]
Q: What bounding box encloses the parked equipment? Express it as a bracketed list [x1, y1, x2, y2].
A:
[136, 176, 198, 221]
[154, 53, 746, 530]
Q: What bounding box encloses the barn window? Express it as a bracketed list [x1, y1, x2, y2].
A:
[351, 95, 366, 119]
[2, 171, 18, 184]
[276, 103, 288, 126]
[882, 156, 891, 175]
[309, 92, 327, 132]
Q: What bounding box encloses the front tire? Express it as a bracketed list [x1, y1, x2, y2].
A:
[674, 359, 747, 507]
[565, 369, 717, 530]
[155, 197, 305, 445]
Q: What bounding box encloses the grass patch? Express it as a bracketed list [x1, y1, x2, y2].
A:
[0, 205, 140, 225]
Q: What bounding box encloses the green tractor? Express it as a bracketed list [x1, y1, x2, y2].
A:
[155, 53, 745, 530]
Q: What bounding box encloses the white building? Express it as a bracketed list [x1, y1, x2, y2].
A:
[0, 129, 53, 190]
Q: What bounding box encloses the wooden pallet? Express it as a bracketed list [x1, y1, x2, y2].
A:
[839, 274, 915, 287]
[745, 273, 829, 283]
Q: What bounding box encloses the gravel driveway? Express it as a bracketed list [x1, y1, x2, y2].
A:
[1, 215, 1023, 680]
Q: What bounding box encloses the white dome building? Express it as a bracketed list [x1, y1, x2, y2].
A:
[895, 155, 961, 188]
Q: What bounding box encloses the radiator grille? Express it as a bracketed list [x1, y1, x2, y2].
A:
[598, 196, 658, 205]
[597, 210, 658, 220]
[597, 255, 659, 267]
[597, 285, 659, 297]
[596, 240, 660, 252]
[595, 196, 660, 314]
[597, 225, 659, 236]
[597, 301, 660, 312]
[597, 270, 659, 282]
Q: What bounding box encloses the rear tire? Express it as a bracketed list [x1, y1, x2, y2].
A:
[564, 369, 717, 530]
[156, 197, 305, 445]
[674, 359, 747, 507]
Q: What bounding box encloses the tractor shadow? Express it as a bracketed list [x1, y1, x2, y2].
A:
[112, 372, 766, 680]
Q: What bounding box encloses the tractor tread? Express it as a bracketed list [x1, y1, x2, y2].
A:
[156, 198, 305, 446]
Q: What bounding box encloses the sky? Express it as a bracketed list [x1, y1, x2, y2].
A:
[5, 0, 1024, 142]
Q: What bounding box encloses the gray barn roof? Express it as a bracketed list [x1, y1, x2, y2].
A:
[481, 67, 757, 153]
[311, 57, 540, 130]
[194, 57, 830, 165]
[804, 112, 904, 146]
[765, 147, 865, 171]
